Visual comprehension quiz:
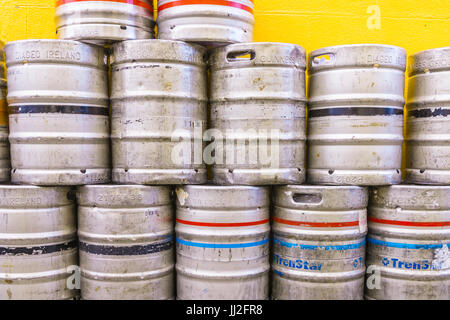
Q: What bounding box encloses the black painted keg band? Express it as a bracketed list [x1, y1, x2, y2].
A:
[309, 107, 404, 118]
[9, 105, 109, 116]
[0, 240, 77, 256]
[79, 238, 173, 256]
[408, 108, 450, 118]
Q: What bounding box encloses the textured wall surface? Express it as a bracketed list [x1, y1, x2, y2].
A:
[1, 0, 449, 55]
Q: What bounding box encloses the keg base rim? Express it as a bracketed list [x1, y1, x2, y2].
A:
[405, 169, 450, 185]
[112, 168, 207, 185]
[57, 24, 155, 46]
[11, 169, 111, 186]
[307, 169, 402, 186]
[212, 168, 306, 186]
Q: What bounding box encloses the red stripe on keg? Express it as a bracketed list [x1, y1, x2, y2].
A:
[176, 218, 269, 227]
[158, 0, 254, 14]
[274, 217, 359, 228]
[56, 0, 153, 11]
[368, 217, 450, 227]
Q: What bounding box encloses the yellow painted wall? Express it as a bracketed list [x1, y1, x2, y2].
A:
[1, 0, 449, 55]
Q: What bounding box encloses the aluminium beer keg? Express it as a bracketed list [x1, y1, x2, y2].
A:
[366, 185, 450, 300]
[175, 185, 270, 300]
[272, 185, 368, 300]
[209, 42, 307, 185]
[55, 0, 155, 45]
[77, 185, 175, 300]
[0, 41, 9, 182]
[406, 47, 450, 185]
[157, 0, 254, 47]
[111, 40, 207, 185]
[0, 186, 78, 300]
[6, 40, 110, 186]
[308, 44, 407, 186]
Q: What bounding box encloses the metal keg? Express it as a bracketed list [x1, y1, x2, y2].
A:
[406, 47, 450, 185]
[157, 0, 254, 47]
[272, 185, 368, 300]
[55, 0, 155, 45]
[6, 40, 110, 186]
[111, 40, 207, 185]
[76, 185, 175, 300]
[308, 44, 407, 186]
[366, 185, 450, 300]
[0, 186, 78, 300]
[0, 41, 9, 182]
[175, 185, 270, 300]
[209, 42, 307, 185]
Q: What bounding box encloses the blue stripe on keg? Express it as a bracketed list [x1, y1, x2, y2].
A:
[176, 238, 269, 248]
[367, 236, 448, 249]
[273, 235, 365, 251]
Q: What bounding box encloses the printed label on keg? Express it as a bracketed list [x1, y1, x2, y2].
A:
[158, 0, 254, 13]
[0, 100, 7, 126]
[56, 0, 153, 11]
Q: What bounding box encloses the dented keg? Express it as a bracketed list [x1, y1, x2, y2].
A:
[55, 0, 155, 44]
[366, 186, 450, 300]
[272, 185, 368, 300]
[111, 40, 207, 185]
[308, 44, 406, 186]
[175, 185, 270, 300]
[406, 47, 450, 185]
[0, 42, 9, 182]
[0, 186, 78, 300]
[6, 40, 110, 186]
[157, 0, 254, 47]
[77, 185, 175, 300]
[209, 42, 307, 185]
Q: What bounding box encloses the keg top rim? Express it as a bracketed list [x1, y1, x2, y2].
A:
[0, 185, 71, 191]
[78, 185, 170, 191]
[373, 185, 450, 192]
[5, 39, 101, 47]
[214, 42, 305, 50]
[178, 185, 268, 192]
[279, 185, 368, 191]
[310, 43, 406, 53]
[412, 46, 450, 57]
[409, 47, 450, 74]
[308, 43, 407, 72]
[112, 39, 206, 52]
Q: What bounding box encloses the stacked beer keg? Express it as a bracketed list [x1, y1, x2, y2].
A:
[0, 1, 448, 300]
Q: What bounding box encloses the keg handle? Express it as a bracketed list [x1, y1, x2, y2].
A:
[292, 193, 323, 205]
[226, 50, 256, 62]
[311, 53, 335, 67]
